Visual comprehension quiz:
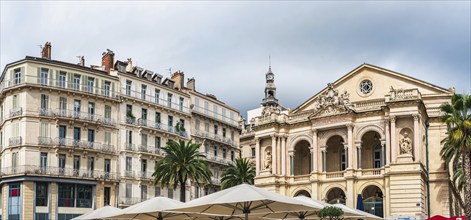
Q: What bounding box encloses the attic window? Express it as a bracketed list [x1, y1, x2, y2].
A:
[359, 80, 373, 94]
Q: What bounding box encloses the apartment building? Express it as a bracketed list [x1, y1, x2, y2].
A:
[0, 42, 241, 219]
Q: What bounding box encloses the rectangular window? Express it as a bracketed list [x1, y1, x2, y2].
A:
[9, 183, 21, 220]
[12, 94, 18, 108]
[59, 97, 67, 116]
[125, 80, 132, 96]
[40, 152, 48, 172]
[104, 81, 111, 97]
[179, 97, 184, 111]
[195, 186, 200, 199]
[87, 157, 94, 173]
[126, 104, 133, 124]
[14, 68, 22, 85]
[73, 74, 80, 90]
[58, 184, 74, 207]
[87, 129, 94, 143]
[59, 71, 67, 88]
[222, 108, 226, 121]
[193, 119, 199, 132]
[59, 125, 66, 140]
[251, 147, 255, 157]
[374, 148, 382, 168]
[125, 184, 132, 198]
[155, 186, 161, 197]
[214, 125, 218, 135]
[104, 187, 111, 206]
[155, 89, 160, 104]
[214, 146, 218, 157]
[231, 131, 235, 141]
[73, 156, 80, 175]
[340, 150, 346, 171]
[105, 131, 111, 145]
[141, 185, 147, 201]
[76, 185, 92, 208]
[40, 94, 49, 111]
[88, 102, 95, 120]
[73, 127, 81, 146]
[141, 159, 147, 172]
[141, 84, 147, 100]
[39, 68, 49, 85]
[12, 152, 18, 168]
[167, 93, 173, 108]
[105, 105, 112, 121]
[126, 130, 133, 144]
[222, 128, 226, 138]
[87, 77, 94, 93]
[40, 122, 49, 139]
[155, 136, 161, 149]
[213, 105, 218, 118]
[222, 149, 227, 159]
[168, 116, 173, 132]
[141, 108, 147, 124]
[204, 101, 209, 114]
[73, 100, 81, 118]
[205, 123, 209, 132]
[126, 157, 132, 171]
[231, 151, 235, 161]
[36, 182, 48, 206]
[168, 188, 173, 199]
[59, 154, 66, 174]
[104, 159, 111, 173]
[195, 98, 200, 107]
[155, 112, 161, 127]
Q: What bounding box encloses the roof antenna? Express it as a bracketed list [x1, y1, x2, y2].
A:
[165, 67, 172, 75]
[37, 44, 43, 54]
[269, 55, 271, 68]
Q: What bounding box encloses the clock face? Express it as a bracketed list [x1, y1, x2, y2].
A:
[267, 74, 274, 80]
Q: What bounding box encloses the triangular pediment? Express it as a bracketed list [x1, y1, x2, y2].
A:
[293, 63, 453, 113]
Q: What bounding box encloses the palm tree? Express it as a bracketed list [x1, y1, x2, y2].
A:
[440, 94, 471, 217]
[153, 140, 212, 202]
[220, 158, 256, 189]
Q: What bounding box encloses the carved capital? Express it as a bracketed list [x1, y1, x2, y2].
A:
[311, 128, 318, 134]
[390, 116, 396, 123]
[413, 114, 420, 121]
[346, 123, 354, 129]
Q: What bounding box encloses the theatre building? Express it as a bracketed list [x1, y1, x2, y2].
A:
[241, 64, 454, 219]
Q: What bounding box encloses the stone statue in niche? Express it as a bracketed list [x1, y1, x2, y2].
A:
[399, 131, 412, 154]
[264, 150, 272, 170]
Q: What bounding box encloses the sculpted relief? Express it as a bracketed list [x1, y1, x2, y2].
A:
[311, 83, 351, 117]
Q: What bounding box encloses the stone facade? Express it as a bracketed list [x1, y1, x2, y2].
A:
[0, 43, 241, 219]
[241, 64, 454, 219]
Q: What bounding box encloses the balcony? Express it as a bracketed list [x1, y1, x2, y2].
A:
[0, 165, 119, 180]
[45, 137, 116, 154]
[121, 88, 190, 114]
[49, 109, 116, 126]
[201, 152, 235, 166]
[119, 197, 145, 206]
[124, 170, 135, 178]
[191, 106, 239, 127]
[193, 130, 237, 148]
[359, 168, 383, 177]
[138, 171, 155, 180]
[9, 107, 23, 118]
[9, 136, 22, 146]
[325, 171, 345, 179]
[0, 76, 118, 100]
[125, 118, 188, 138]
[125, 143, 135, 151]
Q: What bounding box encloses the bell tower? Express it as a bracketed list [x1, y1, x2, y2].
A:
[261, 66, 279, 107]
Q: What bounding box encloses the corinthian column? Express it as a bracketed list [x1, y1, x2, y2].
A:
[413, 114, 420, 162]
[347, 123, 354, 169]
[281, 135, 287, 175]
[312, 128, 318, 173]
[255, 138, 260, 175]
[390, 116, 397, 163]
[385, 118, 391, 166]
[271, 134, 277, 174]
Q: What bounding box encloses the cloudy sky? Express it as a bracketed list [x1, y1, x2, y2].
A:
[1, 1, 470, 117]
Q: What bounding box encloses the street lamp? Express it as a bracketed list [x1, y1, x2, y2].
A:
[371, 207, 375, 215]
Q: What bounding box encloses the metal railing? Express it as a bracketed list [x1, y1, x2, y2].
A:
[194, 130, 237, 147]
[126, 118, 188, 137]
[48, 108, 116, 126]
[124, 170, 135, 178]
[34, 137, 117, 153]
[138, 171, 154, 180]
[125, 143, 135, 151]
[0, 76, 118, 99]
[119, 197, 145, 206]
[121, 87, 190, 114]
[9, 136, 22, 146]
[201, 152, 235, 165]
[9, 107, 23, 118]
[0, 165, 119, 180]
[191, 106, 239, 127]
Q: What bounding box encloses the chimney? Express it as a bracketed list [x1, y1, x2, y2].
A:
[126, 58, 133, 72]
[41, 42, 52, 60]
[78, 56, 85, 66]
[187, 78, 195, 91]
[101, 49, 115, 73]
[171, 71, 185, 90]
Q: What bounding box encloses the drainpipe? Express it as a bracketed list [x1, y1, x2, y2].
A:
[425, 119, 431, 217]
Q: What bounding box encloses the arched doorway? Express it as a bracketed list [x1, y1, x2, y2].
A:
[326, 136, 346, 172]
[294, 190, 311, 197]
[326, 187, 346, 204]
[362, 185, 383, 217]
[294, 140, 311, 175]
[360, 131, 383, 169]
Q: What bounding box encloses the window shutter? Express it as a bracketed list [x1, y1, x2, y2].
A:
[20, 67, 25, 83]
[9, 70, 13, 86]
[111, 82, 115, 97]
[37, 68, 41, 83]
[82, 75, 88, 91]
[55, 70, 59, 86]
[68, 73, 73, 89]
